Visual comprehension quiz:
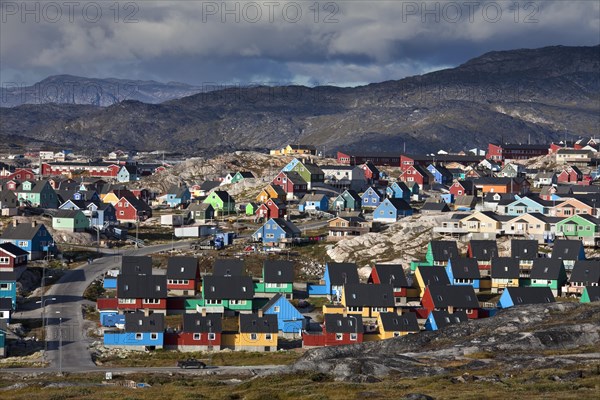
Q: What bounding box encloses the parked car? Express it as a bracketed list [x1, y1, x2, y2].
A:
[177, 358, 206, 369]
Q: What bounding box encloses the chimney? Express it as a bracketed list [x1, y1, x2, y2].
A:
[258, 309, 263, 318]
[448, 305, 454, 314]
[144, 308, 150, 317]
[201, 308, 207, 317]
[396, 308, 403, 316]
[342, 309, 347, 318]
[13, 220, 18, 227]
[31, 220, 37, 228]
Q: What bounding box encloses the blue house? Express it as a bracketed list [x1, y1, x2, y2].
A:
[308, 262, 359, 300]
[0, 272, 17, 309]
[261, 293, 306, 334]
[373, 198, 413, 223]
[424, 310, 468, 331]
[0, 222, 55, 260]
[497, 287, 555, 309]
[252, 218, 301, 245]
[332, 190, 362, 211]
[427, 164, 453, 185]
[104, 313, 164, 349]
[504, 195, 550, 216]
[117, 165, 139, 183]
[100, 312, 125, 328]
[446, 258, 481, 291]
[165, 185, 191, 208]
[386, 182, 411, 201]
[298, 193, 329, 212]
[361, 187, 384, 209]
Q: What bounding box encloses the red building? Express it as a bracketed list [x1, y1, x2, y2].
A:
[421, 285, 480, 319]
[303, 314, 364, 347]
[486, 143, 549, 164]
[360, 162, 380, 182]
[6, 168, 35, 181]
[41, 162, 120, 177]
[368, 264, 410, 303]
[449, 180, 474, 196]
[399, 165, 431, 187]
[256, 199, 286, 220]
[0, 242, 29, 271]
[114, 194, 153, 223]
[556, 166, 583, 184]
[164, 313, 222, 351]
[166, 257, 200, 296]
[271, 171, 307, 199]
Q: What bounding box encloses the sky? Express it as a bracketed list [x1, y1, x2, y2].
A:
[1, 0, 599, 87]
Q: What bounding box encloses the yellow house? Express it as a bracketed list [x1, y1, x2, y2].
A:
[505, 213, 549, 243]
[460, 211, 502, 235]
[235, 313, 278, 352]
[322, 304, 346, 315]
[256, 184, 286, 203]
[414, 266, 450, 297]
[375, 312, 420, 339]
[102, 192, 121, 206]
[490, 257, 520, 293]
[341, 284, 395, 319]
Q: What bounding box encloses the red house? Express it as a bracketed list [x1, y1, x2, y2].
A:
[399, 165, 431, 188]
[271, 171, 307, 200]
[486, 143, 549, 164]
[368, 264, 411, 305]
[256, 199, 286, 220]
[41, 162, 120, 177]
[4, 180, 18, 191]
[556, 166, 583, 184]
[449, 180, 474, 196]
[7, 168, 35, 181]
[164, 313, 222, 351]
[114, 194, 153, 223]
[166, 256, 199, 296]
[116, 274, 167, 313]
[421, 285, 480, 319]
[303, 314, 363, 347]
[0, 242, 29, 271]
[360, 162, 380, 182]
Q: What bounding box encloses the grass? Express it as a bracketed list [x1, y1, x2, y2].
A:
[84, 280, 106, 302]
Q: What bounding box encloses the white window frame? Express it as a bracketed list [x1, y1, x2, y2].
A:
[335, 333, 343, 341]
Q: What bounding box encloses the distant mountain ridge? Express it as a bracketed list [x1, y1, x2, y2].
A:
[1, 45, 598, 155]
[0, 75, 204, 107]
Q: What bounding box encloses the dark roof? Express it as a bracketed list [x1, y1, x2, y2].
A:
[429, 241, 459, 261]
[569, 261, 600, 284]
[239, 313, 278, 333]
[324, 314, 363, 333]
[326, 262, 359, 285]
[495, 143, 549, 151]
[121, 256, 153, 275]
[117, 275, 167, 298]
[263, 260, 294, 283]
[427, 285, 480, 309]
[448, 258, 481, 279]
[202, 276, 254, 300]
[386, 198, 412, 210]
[270, 218, 302, 235]
[261, 293, 286, 312]
[511, 240, 538, 259]
[530, 259, 565, 280]
[182, 313, 222, 333]
[469, 240, 499, 261]
[584, 286, 600, 302]
[503, 287, 555, 305]
[343, 284, 395, 307]
[1, 222, 45, 240]
[0, 242, 29, 257]
[200, 180, 220, 191]
[0, 298, 12, 311]
[281, 171, 307, 184]
[0, 271, 17, 281]
[211, 190, 234, 203]
[491, 257, 520, 279]
[417, 266, 451, 287]
[372, 264, 408, 287]
[429, 310, 469, 329]
[52, 209, 83, 219]
[213, 259, 245, 276]
[378, 312, 419, 332]
[420, 201, 450, 212]
[124, 312, 164, 332]
[166, 257, 198, 280]
[551, 240, 584, 260]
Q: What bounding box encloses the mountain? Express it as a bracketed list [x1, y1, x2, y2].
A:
[1, 45, 598, 155]
[0, 75, 204, 107]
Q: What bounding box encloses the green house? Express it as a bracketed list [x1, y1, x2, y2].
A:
[333, 190, 362, 212]
[527, 259, 567, 296]
[231, 171, 255, 184]
[291, 160, 324, 189]
[580, 286, 600, 303]
[201, 276, 254, 312]
[16, 180, 59, 208]
[203, 190, 236, 215]
[425, 240, 459, 267]
[556, 215, 599, 246]
[51, 209, 89, 232]
[254, 260, 294, 298]
[245, 202, 258, 216]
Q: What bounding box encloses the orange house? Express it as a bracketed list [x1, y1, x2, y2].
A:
[553, 198, 595, 218]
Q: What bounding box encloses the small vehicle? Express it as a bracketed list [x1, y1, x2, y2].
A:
[177, 358, 206, 369]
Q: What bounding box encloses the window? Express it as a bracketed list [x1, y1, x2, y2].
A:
[350, 333, 358, 341]
[335, 333, 343, 341]
[265, 333, 272, 340]
[193, 333, 201, 340]
[119, 211, 125, 215]
[250, 333, 258, 340]
[0, 283, 10, 290]
[118, 298, 136, 304]
[0, 257, 9, 265]
[347, 306, 363, 312]
[150, 333, 158, 340]
[230, 300, 246, 305]
[135, 333, 143, 340]
[143, 299, 160, 304]
[18, 241, 28, 247]
[208, 333, 216, 340]
[273, 306, 280, 313]
[205, 299, 222, 305]
[266, 233, 275, 239]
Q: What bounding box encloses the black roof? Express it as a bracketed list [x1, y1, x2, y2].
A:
[0, 222, 45, 240]
[584, 286, 600, 302]
[530, 259, 565, 280]
[372, 264, 408, 287]
[417, 266, 450, 287]
[420, 201, 450, 212]
[343, 284, 394, 307]
[324, 314, 363, 333]
[429, 310, 469, 329]
[182, 313, 222, 333]
[378, 312, 419, 332]
[326, 262, 359, 285]
[124, 312, 164, 332]
[569, 260, 600, 284]
[511, 240, 539, 259]
[117, 275, 167, 299]
[203, 276, 254, 300]
[469, 240, 499, 261]
[448, 258, 481, 279]
[0, 271, 17, 281]
[0, 298, 12, 311]
[213, 259, 245, 276]
[260, 293, 287, 312]
[427, 285, 480, 309]
[166, 257, 198, 280]
[0, 242, 29, 257]
[239, 313, 278, 333]
[263, 260, 294, 283]
[429, 241, 459, 261]
[551, 240, 584, 260]
[121, 256, 153, 275]
[504, 287, 555, 305]
[387, 198, 412, 210]
[491, 257, 520, 279]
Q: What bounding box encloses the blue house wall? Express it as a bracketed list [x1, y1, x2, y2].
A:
[263, 296, 307, 333]
[100, 312, 124, 327]
[0, 280, 17, 309]
[446, 260, 480, 290]
[104, 331, 164, 347]
[307, 284, 328, 296]
[505, 196, 546, 216]
[361, 188, 382, 208]
[424, 312, 439, 331]
[386, 182, 410, 201]
[497, 289, 515, 309]
[253, 219, 286, 244]
[427, 165, 443, 184]
[103, 277, 117, 289]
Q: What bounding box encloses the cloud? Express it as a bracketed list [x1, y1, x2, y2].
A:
[0, 0, 598, 86]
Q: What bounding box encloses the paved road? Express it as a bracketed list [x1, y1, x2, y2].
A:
[3, 364, 286, 375]
[41, 241, 193, 371]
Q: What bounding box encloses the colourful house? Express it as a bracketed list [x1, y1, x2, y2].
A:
[255, 260, 294, 298]
[361, 187, 384, 209]
[256, 184, 286, 203]
[0, 242, 28, 271]
[235, 313, 278, 352]
[15, 180, 59, 208]
[425, 240, 459, 267]
[424, 310, 468, 331]
[490, 257, 520, 293]
[51, 209, 89, 232]
[368, 264, 413, 305]
[186, 203, 215, 223]
[340, 283, 395, 318]
[373, 198, 413, 223]
[504, 195, 551, 216]
[551, 240, 586, 272]
[165, 185, 191, 208]
[298, 193, 329, 212]
[386, 182, 411, 201]
[104, 312, 164, 349]
[166, 256, 199, 296]
[332, 190, 362, 212]
[202, 275, 254, 312]
[303, 314, 363, 347]
[566, 260, 600, 295]
[421, 285, 480, 319]
[414, 266, 451, 297]
[527, 259, 568, 296]
[0, 221, 55, 260]
[203, 190, 236, 215]
[374, 312, 420, 339]
[245, 202, 258, 216]
[556, 215, 599, 246]
[322, 262, 359, 300]
[164, 313, 222, 352]
[116, 165, 138, 182]
[252, 218, 301, 245]
[580, 286, 600, 303]
[497, 287, 555, 309]
[0, 325, 5, 357]
[446, 258, 481, 291]
[0, 272, 17, 309]
[261, 293, 306, 334]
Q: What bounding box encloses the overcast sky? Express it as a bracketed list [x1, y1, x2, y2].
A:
[1, 0, 598, 87]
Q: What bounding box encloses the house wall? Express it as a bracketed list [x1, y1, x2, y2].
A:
[104, 331, 164, 349]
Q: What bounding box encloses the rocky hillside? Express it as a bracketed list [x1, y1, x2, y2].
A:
[291, 302, 600, 382]
[0, 75, 204, 107]
[1, 45, 598, 155]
